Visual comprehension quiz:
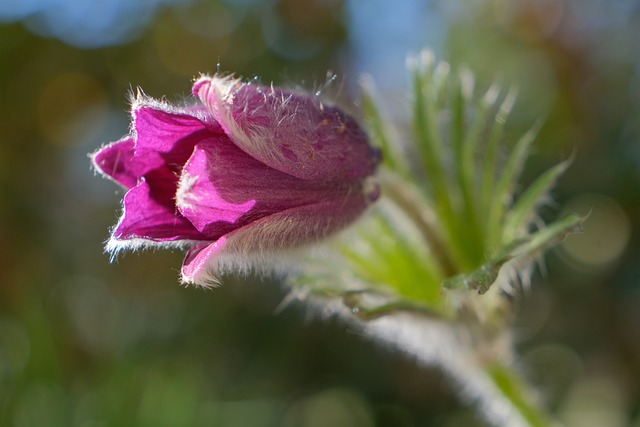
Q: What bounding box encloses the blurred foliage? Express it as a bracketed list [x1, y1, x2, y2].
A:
[310, 52, 582, 321]
[0, 0, 639, 426]
[303, 53, 582, 426]
[444, 1, 640, 425]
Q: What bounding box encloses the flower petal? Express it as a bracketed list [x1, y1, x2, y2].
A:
[180, 238, 227, 285]
[132, 106, 214, 175]
[175, 140, 256, 237]
[193, 76, 381, 182]
[176, 135, 369, 240]
[179, 182, 378, 285]
[112, 173, 204, 243]
[92, 103, 220, 188]
[223, 188, 378, 252]
[92, 137, 140, 189]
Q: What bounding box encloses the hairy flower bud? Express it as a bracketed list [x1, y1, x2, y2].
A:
[93, 76, 381, 285]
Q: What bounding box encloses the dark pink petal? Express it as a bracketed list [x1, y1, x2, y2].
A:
[93, 138, 141, 189]
[178, 186, 378, 285]
[180, 238, 227, 284]
[113, 176, 204, 242]
[93, 105, 221, 188]
[226, 190, 377, 250]
[132, 106, 216, 176]
[176, 136, 369, 240]
[183, 105, 224, 132]
[175, 142, 256, 237]
[193, 76, 381, 182]
[95, 82, 381, 285]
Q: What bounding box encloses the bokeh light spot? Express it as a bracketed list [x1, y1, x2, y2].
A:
[153, 20, 229, 77]
[494, 0, 565, 42]
[560, 194, 631, 269]
[522, 344, 582, 406]
[560, 374, 627, 427]
[1, 0, 188, 48]
[176, 1, 246, 40]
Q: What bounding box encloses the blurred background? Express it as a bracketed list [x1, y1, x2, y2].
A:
[0, 0, 639, 425]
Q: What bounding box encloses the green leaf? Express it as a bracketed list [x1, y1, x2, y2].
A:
[503, 157, 572, 243]
[410, 53, 471, 270]
[512, 213, 584, 257]
[360, 75, 409, 176]
[486, 120, 542, 251]
[443, 214, 583, 294]
[339, 206, 443, 304]
[410, 52, 448, 197]
[380, 171, 458, 277]
[481, 88, 517, 224]
[457, 82, 503, 265]
[442, 253, 512, 294]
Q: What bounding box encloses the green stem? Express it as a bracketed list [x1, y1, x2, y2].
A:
[342, 291, 443, 320]
[380, 171, 457, 277]
[486, 364, 558, 427]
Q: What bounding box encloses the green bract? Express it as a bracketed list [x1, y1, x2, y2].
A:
[294, 52, 583, 427]
[304, 51, 581, 316]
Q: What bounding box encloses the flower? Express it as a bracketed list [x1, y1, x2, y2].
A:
[92, 75, 381, 285]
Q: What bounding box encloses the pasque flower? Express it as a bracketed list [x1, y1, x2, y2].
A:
[93, 76, 381, 285]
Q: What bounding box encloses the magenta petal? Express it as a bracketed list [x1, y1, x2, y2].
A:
[176, 135, 360, 240]
[178, 187, 376, 285]
[93, 105, 217, 188]
[181, 238, 227, 284]
[96, 81, 381, 285]
[183, 105, 224, 132]
[194, 77, 381, 182]
[134, 107, 208, 156]
[227, 191, 374, 250]
[131, 106, 218, 178]
[93, 138, 142, 189]
[176, 143, 256, 236]
[113, 179, 204, 242]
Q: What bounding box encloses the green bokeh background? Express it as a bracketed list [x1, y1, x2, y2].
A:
[0, 0, 638, 425]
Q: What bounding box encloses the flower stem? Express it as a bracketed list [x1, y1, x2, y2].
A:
[380, 171, 458, 277]
[485, 363, 559, 427]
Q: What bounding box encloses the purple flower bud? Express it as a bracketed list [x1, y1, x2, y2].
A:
[93, 76, 381, 285]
